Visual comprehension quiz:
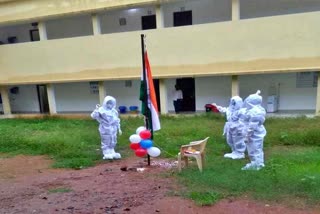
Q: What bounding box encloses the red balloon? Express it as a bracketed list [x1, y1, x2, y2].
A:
[130, 143, 141, 150]
[139, 130, 151, 139]
[135, 148, 147, 157]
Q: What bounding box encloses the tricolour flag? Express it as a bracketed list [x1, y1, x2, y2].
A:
[139, 50, 161, 131]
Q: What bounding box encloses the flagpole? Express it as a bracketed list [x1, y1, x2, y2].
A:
[141, 34, 151, 166]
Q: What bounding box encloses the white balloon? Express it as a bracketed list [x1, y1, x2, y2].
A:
[129, 134, 141, 144]
[136, 126, 147, 135]
[147, 147, 161, 157]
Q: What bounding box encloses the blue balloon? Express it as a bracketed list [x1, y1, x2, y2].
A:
[140, 139, 153, 149]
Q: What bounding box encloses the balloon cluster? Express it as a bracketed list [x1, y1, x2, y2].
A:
[129, 126, 161, 158]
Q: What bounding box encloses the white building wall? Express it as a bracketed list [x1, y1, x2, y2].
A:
[104, 80, 141, 111]
[241, 0, 320, 19]
[46, 14, 93, 40]
[99, 7, 155, 34]
[164, 73, 316, 112]
[1, 73, 316, 113]
[162, 0, 231, 27]
[8, 85, 40, 113]
[165, 76, 231, 112]
[0, 23, 34, 44]
[2, 1, 320, 44]
[55, 82, 99, 112]
[239, 73, 317, 110]
[0, 1, 231, 43]
[195, 76, 231, 111]
[54, 81, 142, 113]
[99, 0, 231, 34]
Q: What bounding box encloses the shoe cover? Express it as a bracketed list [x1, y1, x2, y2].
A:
[113, 153, 121, 159]
[103, 154, 114, 160]
[231, 152, 245, 159]
[224, 153, 234, 158]
[241, 162, 265, 171]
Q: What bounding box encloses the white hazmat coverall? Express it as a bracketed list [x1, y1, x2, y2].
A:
[216, 96, 246, 159]
[241, 91, 267, 170]
[91, 96, 122, 160]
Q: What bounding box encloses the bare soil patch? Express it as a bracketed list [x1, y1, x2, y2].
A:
[0, 155, 319, 214]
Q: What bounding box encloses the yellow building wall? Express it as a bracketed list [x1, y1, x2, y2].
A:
[0, 12, 320, 85]
[0, 0, 159, 25]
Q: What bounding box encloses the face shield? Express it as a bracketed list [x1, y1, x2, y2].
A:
[103, 96, 116, 110]
[229, 96, 243, 111]
[244, 90, 262, 109]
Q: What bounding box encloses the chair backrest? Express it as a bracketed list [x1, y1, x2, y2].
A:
[189, 137, 209, 153]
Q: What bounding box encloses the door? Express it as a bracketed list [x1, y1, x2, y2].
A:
[173, 11, 192, 27]
[37, 85, 49, 113]
[141, 15, 157, 30]
[176, 78, 195, 112]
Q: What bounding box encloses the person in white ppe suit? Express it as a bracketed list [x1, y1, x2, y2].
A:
[214, 96, 246, 159]
[91, 96, 122, 160]
[241, 90, 267, 170]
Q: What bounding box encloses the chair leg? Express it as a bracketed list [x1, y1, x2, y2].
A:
[201, 154, 205, 168]
[184, 157, 188, 167]
[195, 156, 203, 172]
[178, 153, 182, 172]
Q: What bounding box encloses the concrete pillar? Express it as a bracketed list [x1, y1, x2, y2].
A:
[46, 83, 57, 114]
[232, 0, 240, 21]
[156, 4, 164, 28]
[98, 81, 106, 105]
[92, 13, 102, 35]
[316, 72, 320, 116]
[231, 75, 239, 97]
[38, 21, 47, 40]
[0, 86, 11, 115]
[159, 79, 168, 114]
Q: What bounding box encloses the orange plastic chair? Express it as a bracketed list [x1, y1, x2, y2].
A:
[177, 137, 210, 172]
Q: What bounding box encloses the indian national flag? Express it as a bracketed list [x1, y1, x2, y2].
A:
[139, 51, 161, 131]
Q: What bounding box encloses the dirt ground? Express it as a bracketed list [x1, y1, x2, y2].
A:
[0, 155, 319, 214]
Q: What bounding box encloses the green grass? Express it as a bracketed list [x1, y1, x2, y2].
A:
[188, 191, 222, 206]
[0, 114, 320, 206]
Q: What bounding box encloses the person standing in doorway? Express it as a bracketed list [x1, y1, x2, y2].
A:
[173, 85, 183, 113]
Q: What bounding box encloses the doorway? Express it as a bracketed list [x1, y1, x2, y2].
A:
[36, 85, 49, 113]
[0, 94, 2, 114]
[141, 15, 156, 30]
[29, 29, 40, 42]
[173, 10, 192, 27]
[153, 79, 161, 112]
[176, 78, 195, 112]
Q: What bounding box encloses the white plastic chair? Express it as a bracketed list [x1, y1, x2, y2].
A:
[177, 137, 210, 172]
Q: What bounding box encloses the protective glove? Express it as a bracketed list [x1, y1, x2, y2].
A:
[217, 106, 226, 113]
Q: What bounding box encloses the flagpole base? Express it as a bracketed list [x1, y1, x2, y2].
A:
[147, 154, 151, 166]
